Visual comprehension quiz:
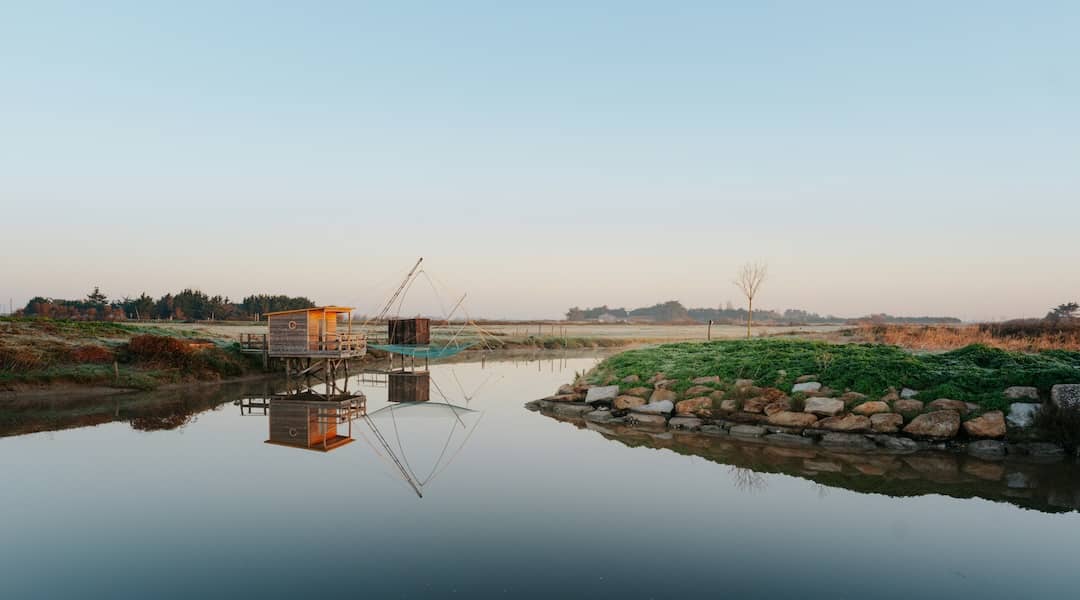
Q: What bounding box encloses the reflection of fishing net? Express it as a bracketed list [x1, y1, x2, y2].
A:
[368, 343, 473, 360]
[366, 401, 482, 496]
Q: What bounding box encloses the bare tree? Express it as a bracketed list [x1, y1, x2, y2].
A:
[733, 261, 768, 338]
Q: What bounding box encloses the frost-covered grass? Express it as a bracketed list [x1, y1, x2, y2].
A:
[590, 339, 1080, 410]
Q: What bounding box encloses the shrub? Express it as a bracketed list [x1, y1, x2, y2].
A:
[69, 345, 114, 363]
[124, 335, 193, 367]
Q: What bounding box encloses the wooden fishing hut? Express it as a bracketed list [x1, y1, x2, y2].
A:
[235, 307, 369, 452]
[263, 306, 366, 401]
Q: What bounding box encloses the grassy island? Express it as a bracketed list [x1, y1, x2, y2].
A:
[589, 339, 1080, 410]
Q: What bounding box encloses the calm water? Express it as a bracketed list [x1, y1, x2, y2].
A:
[2, 355, 1080, 599]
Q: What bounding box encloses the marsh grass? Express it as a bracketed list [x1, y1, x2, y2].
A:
[0, 319, 256, 390]
[856, 322, 1080, 352]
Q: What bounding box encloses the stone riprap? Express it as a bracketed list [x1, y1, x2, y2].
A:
[530, 373, 1076, 459]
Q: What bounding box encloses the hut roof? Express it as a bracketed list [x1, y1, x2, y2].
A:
[264, 306, 354, 317]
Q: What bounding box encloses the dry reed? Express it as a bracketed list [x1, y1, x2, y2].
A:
[855, 323, 1080, 352]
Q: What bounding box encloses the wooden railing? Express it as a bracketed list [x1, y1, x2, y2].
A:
[243, 332, 368, 355]
[239, 333, 267, 352]
[315, 332, 367, 353]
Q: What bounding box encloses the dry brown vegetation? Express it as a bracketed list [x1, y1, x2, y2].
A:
[854, 321, 1080, 352]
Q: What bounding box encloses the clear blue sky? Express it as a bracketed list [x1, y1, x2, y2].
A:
[2, 1, 1078, 320]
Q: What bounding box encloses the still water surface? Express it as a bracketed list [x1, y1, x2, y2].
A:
[2, 355, 1079, 598]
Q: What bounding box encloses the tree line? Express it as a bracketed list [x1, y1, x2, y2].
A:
[566, 301, 962, 325]
[17, 287, 316, 321]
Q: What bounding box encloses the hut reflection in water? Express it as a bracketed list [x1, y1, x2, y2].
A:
[238, 368, 488, 498]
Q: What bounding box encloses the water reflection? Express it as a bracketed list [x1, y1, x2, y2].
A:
[0, 378, 280, 438]
[235, 365, 498, 498]
[544, 412, 1080, 513]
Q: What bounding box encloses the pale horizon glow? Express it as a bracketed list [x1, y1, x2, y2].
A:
[2, 2, 1078, 321]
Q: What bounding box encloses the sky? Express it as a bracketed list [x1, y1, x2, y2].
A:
[2, 1, 1078, 321]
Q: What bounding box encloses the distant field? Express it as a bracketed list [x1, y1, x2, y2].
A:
[150, 320, 848, 345]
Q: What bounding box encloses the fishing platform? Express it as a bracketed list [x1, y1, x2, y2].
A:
[238, 305, 368, 451]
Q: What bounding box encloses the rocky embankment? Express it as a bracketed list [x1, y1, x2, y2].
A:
[525, 373, 1080, 459]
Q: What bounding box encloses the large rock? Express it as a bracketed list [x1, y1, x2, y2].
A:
[870, 413, 904, 433]
[962, 411, 1006, 438]
[584, 409, 618, 423]
[1051, 384, 1080, 409]
[816, 414, 871, 432]
[767, 411, 819, 428]
[584, 385, 619, 404]
[1004, 386, 1039, 400]
[545, 393, 581, 403]
[880, 390, 901, 404]
[624, 387, 652, 398]
[763, 400, 792, 417]
[734, 378, 756, 390]
[967, 440, 1007, 457]
[892, 399, 923, 417]
[792, 381, 822, 394]
[764, 432, 814, 446]
[668, 417, 703, 430]
[839, 391, 868, 406]
[647, 373, 666, 384]
[692, 375, 721, 385]
[1006, 403, 1040, 428]
[613, 395, 646, 410]
[795, 374, 819, 383]
[628, 413, 667, 426]
[553, 403, 593, 417]
[927, 398, 969, 414]
[557, 384, 575, 395]
[874, 435, 919, 452]
[760, 387, 788, 402]
[900, 388, 919, 399]
[804, 397, 844, 417]
[903, 410, 961, 439]
[654, 379, 678, 390]
[819, 433, 876, 450]
[649, 389, 678, 403]
[729, 424, 766, 438]
[632, 400, 674, 415]
[719, 398, 740, 412]
[852, 401, 891, 416]
[684, 385, 714, 397]
[622, 374, 641, 383]
[742, 396, 772, 414]
[675, 397, 712, 416]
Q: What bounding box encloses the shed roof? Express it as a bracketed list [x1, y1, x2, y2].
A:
[264, 306, 354, 317]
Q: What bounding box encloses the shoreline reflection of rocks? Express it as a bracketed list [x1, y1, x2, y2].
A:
[539, 410, 1080, 514]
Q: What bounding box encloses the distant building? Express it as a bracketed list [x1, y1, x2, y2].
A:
[597, 312, 620, 323]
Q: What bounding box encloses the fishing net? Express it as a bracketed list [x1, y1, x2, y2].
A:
[368, 343, 474, 360]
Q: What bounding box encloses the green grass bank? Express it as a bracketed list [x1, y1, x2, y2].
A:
[589, 339, 1080, 411]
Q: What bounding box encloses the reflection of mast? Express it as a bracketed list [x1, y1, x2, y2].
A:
[362, 414, 423, 498]
[359, 368, 484, 498]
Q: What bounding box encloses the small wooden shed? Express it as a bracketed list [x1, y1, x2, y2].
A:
[265, 306, 364, 357]
[387, 317, 431, 345]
